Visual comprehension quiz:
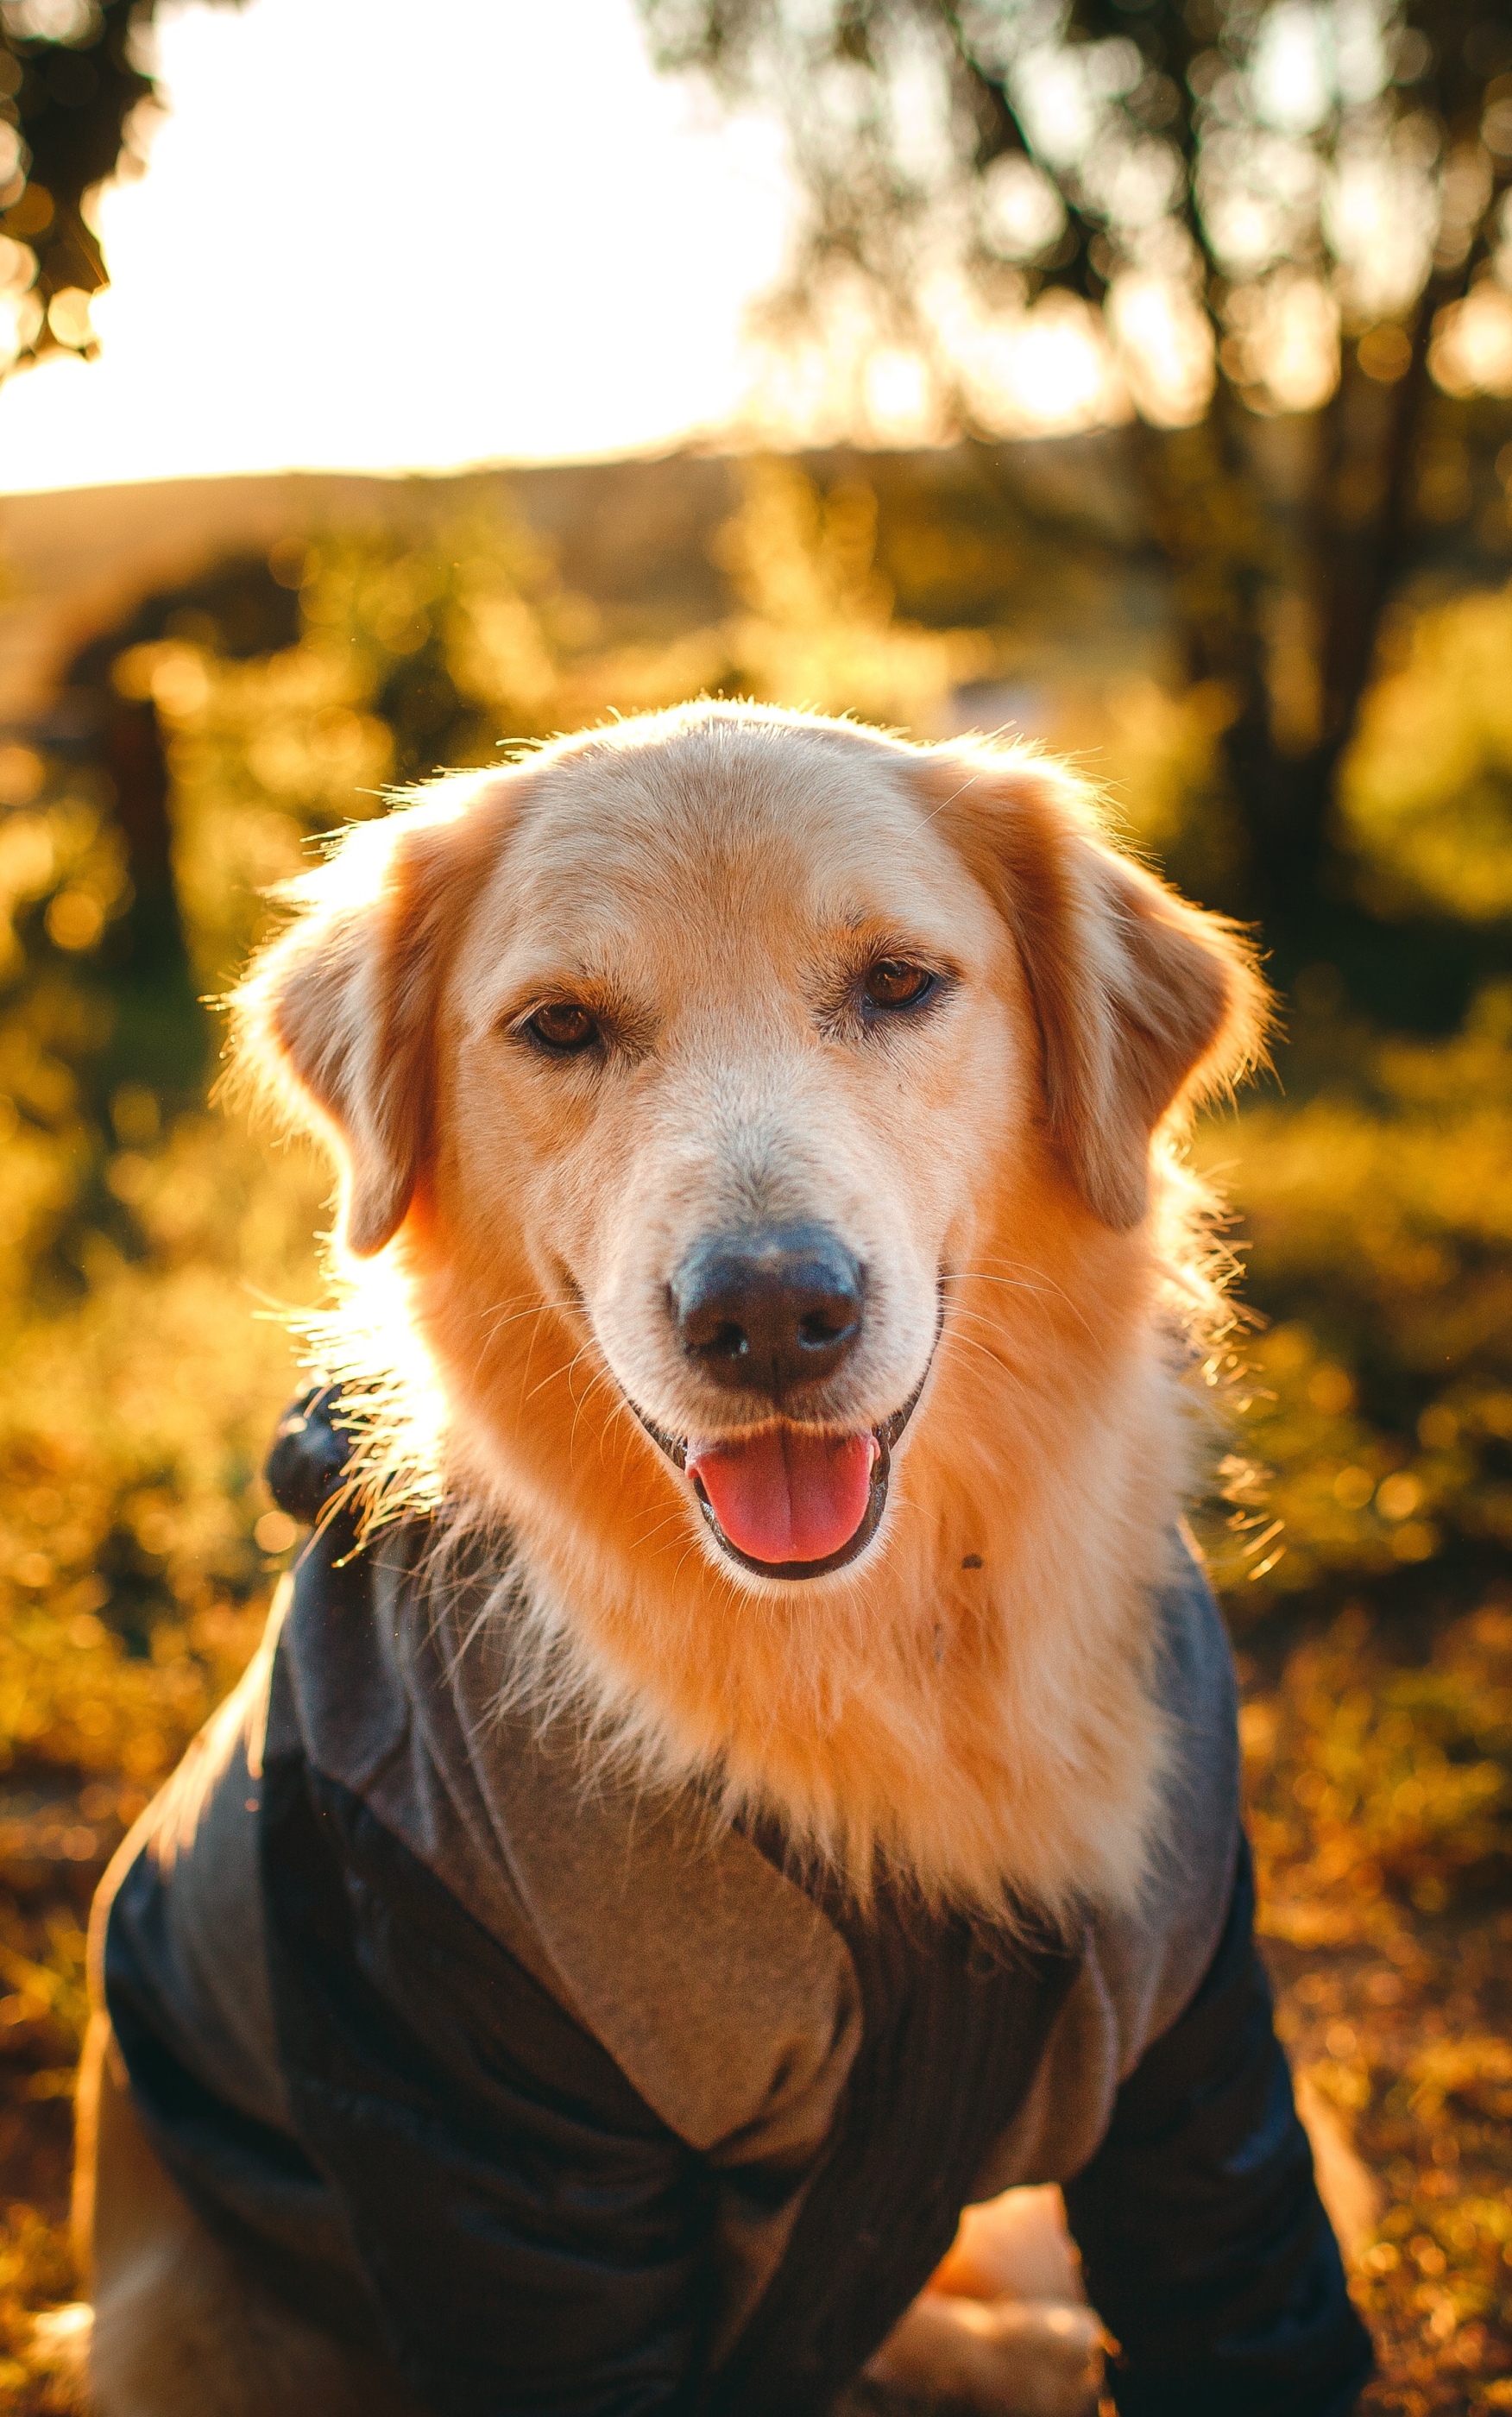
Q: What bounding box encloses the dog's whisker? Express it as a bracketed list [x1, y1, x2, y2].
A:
[942, 1302, 1037, 1338]
[514, 1304, 553, 1422]
[628, 1508, 695, 1555]
[941, 1311, 1040, 1379]
[944, 1265, 1082, 1318]
[941, 1269, 1055, 1300]
[472, 1289, 571, 1330]
[523, 1341, 603, 1409]
[940, 1325, 1028, 1390]
[668, 1537, 709, 1606]
[578, 1390, 633, 1461]
[515, 1358, 579, 1404]
[566, 1358, 625, 1452]
[946, 1274, 1099, 1349]
[475, 1297, 578, 1354]
[560, 1346, 603, 1407]
[476, 1310, 547, 1393]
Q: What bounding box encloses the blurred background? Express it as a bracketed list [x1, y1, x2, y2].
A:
[0, 0, 1510, 2408]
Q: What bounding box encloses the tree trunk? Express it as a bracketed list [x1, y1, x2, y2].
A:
[105, 696, 187, 972]
[1165, 304, 1439, 939]
[100, 693, 207, 1096]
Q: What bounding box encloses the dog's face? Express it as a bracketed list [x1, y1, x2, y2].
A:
[435, 725, 1024, 1580]
[243, 707, 1257, 1596]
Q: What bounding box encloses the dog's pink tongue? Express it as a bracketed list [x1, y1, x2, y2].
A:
[690, 1428, 876, 1566]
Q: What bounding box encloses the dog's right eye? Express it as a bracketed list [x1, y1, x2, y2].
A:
[525, 1003, 599, 1055]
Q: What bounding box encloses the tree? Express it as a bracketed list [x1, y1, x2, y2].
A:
[639, 0, 1512, 959]
[0, 0, 240, 369]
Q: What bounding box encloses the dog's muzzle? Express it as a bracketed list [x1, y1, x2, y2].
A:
[627, 1291, 943, 1581]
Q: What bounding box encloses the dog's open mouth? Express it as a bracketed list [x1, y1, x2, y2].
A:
[690, 1426, 877, 1568]
[628, 1360, 934, 1581]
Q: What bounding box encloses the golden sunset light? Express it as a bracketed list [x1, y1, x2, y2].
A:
[0, 0, 795, 490]
[3, 4, 1511, 2403]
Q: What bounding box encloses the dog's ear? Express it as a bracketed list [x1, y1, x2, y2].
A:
[232, 783, 506, 1258]
[923, 746, 1268, 1231]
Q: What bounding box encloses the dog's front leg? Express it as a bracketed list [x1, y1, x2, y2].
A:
[864, 2187, 1103, 2417]
[74, 2013, 422, 2417]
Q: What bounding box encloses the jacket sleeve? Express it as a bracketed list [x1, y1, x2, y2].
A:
[257, 1651, 715, 2417]
[1062, 1840, 1374, 2417]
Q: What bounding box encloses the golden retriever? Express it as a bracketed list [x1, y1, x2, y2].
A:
[72, 702, 1275, 2417]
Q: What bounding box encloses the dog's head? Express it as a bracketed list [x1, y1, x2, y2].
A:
[236, 705, 1263, 1594]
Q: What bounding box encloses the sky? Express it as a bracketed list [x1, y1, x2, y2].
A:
[0, 0, 799, 492]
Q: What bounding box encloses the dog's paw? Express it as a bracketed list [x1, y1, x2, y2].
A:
[864, 2290, 1103, 2417]
[928, 2185, 1085, 2307]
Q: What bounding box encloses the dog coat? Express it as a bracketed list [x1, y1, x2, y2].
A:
[97, 1391, 1371, 2417]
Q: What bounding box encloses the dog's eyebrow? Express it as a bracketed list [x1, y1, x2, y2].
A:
[827, 906, 925, 941]
[489, 948, 632, 996]
[821, 912, 956, 960]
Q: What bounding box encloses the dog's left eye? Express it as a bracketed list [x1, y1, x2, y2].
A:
[526, 1002, 599, 1054]
[863, 959, 935, 1012]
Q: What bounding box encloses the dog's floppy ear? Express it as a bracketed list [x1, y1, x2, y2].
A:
[232, 782, 505, 1258]
[924, 745, 1267, 1231]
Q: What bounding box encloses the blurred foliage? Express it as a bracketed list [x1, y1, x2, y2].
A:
[0, 768, 129, 992]
[0, 2198, 76, 2408]
[1246, 1605, 1512, 1941]
[1342, 579, 1512, 920]
[642, 0, 1512, 946]
[0, 1108, 322, 1671]
[1247, 1606, 1512, 2408]
[640, 0, 1510, 365]
[711, 462, 991, 724]
[1191, 983, 1512, 1617]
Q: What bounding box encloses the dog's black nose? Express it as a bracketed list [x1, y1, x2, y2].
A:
[671, 1224, 864, 1398]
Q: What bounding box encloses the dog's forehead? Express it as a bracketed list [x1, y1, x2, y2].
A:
[487, 725, 972, 943]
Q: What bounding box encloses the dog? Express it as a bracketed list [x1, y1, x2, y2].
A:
[72, 704, 1372, 2417]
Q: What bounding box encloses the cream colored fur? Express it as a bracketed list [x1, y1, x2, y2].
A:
[234, 703, 1263, 1922]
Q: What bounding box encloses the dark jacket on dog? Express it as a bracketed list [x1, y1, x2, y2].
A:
[98, 1391, 1371, 2417]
